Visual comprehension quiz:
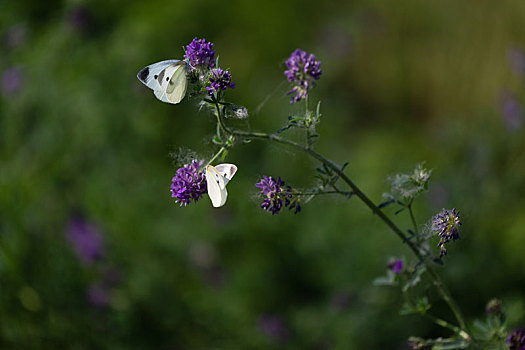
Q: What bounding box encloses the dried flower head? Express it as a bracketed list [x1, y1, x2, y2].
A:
[386, 163, 432, 203]
[485, 298, 503, 314]
[184, 37, 216, 70]
[431, 208, 461, 258]
[284, 49, 322, 103]
[170, 160, 207, 206]
[206, 68, 235, 95]
[507, 328, 525, 350]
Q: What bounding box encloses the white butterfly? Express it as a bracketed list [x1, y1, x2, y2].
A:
[205, 164, 238, 207]
[137, 59, 188, 104]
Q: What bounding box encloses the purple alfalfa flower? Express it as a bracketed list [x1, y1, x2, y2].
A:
[387, 259, 404, 274]
[431, 208, 461, 258]
[184, 37, 216, 70]
[66, 216, 105, 265]
[284, 48, 322, 103]
[170, 160, 207, 206]
[507, 328, 525, 350]
[1, 66, 24, 96]
[500, 90, 524, 131]
[206, 68, 236, 95]
[255, 176, 295, 215]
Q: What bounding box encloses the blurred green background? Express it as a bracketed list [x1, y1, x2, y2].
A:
[1, 0, 525, 348]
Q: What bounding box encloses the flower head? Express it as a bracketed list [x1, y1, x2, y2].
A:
[184, 37, 216, 70]
[170, 160, 207, 206]
[66, 216, 105, 265]
[485, 298, 502, 314]
[255, 176, 301, 214]
[206, 68, 235, 95]
[284, 49, 322, 103]
[507, 328, 525, 350]
[431, 208, 461, 258]
[388, 259, 404, 274]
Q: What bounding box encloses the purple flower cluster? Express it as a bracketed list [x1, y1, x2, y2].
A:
[255, 176, 300, 215]
[66, 217, 105, 265]
[284, 49, 322, 103]
[184, 37, 216, 70]
[431, 208, 461, 258]
[507, 329, 525, 350]
[170, 160, 207, 206]
[206, 68, 236, 95]
[388, 259, 404, 274]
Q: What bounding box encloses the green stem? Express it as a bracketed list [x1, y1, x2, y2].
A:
[422, 313, 470, 340]
[207, 146, 226, 166]
[230, 129, 472, 340]
[295, 190, 354, 196]
[213, 100, 231, 136]
[408, 202, 419, 235]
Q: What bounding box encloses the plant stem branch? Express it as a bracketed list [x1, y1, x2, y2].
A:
[230, 128, 472, 340]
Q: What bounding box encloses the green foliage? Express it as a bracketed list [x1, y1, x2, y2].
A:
[1, 0, 525, 348]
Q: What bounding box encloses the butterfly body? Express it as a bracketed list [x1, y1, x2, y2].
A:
[137, 60, 188, 104]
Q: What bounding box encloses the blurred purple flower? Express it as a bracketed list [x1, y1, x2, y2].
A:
[508, 47, 525, 77]
[388, 259, 404, 274]
[206, 68, 235, 95]
[170, 160, 207, 206]
[257, 313, 289, 342]
[500, 90, 524, 131]
[66, 216, 105, 265]
[431, 208, 461, 258]
[66, 6, 93, 33]
[507, 328, 525, 350]
[1, 66, 24, 96]
[184, 37, 216, 70]
[284, 49, 322, 103]
[87, 282, 110, 307]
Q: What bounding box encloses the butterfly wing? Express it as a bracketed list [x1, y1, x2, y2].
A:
[137, 60, 188, 104]
[137, 60, 179, 90]
[214, 164, 238, 186]
[165, 63, 188, 104]
[206, 165, 227, 207]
